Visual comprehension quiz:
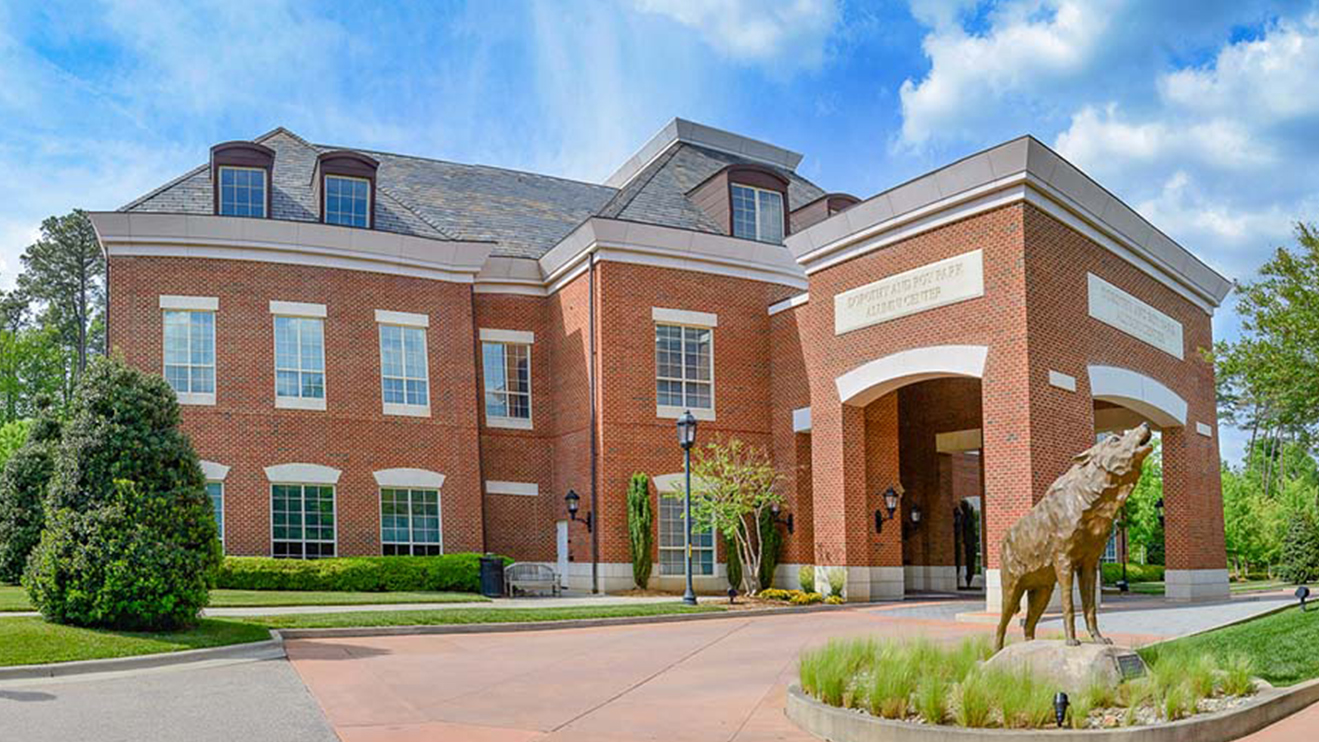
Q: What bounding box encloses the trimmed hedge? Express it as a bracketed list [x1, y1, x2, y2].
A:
[216, 554, 509, 593]
[1100, 562, 1165, 584]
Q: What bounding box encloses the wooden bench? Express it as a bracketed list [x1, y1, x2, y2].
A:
[504, 562, 561, 597]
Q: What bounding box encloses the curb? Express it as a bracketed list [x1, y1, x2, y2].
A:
[785, 680, 1319, 742]
[0, 630, 286, 682]
[272, 602, 853, 639]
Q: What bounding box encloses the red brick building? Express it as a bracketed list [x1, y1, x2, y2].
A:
[91, 119, 1234, 606]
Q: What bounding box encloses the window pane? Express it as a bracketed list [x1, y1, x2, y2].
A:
[483, 343, 506, 393]
[380, 326, 403, 377]
[299, 319, 324, 372]
[731, 184, 757, 239]
[757, 189, 784, 243]
[275, 317, 298, 370]
[206, 482, 224, 540]
[382, 377, 405, 404]
[402, 327, 427, 380]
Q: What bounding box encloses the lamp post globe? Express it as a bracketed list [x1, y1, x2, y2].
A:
[678, 410, 698, 605]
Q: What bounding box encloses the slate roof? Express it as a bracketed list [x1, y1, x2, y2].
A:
[124, 126, 827, 259]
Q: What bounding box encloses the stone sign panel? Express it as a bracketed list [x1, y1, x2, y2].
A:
[834, 249, 984, 335]
[1087, 273, 1184, 359]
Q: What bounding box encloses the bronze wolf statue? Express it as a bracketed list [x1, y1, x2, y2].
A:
[993, 423, 1154, 651]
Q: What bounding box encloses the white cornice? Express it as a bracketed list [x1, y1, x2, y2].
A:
[787, 137, 1232, 313]
[605, 118, 803, 189]
[89, 212, 493, 284]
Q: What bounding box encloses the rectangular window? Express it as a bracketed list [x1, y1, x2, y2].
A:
[655, 323, 712, 415]
[1102, 530, 1118, 563]
[163, 310, 215, 404]
[218, 166, 266, 218]
[274, 316, 325, 407]
[730, 184, 784, 243]
[658, 492, 714, 576]
[482, 341, 531, 426]
[206, 481, 224, 547]
[324, 175, 370, 228]
[380, 488, 442, 556]
[272, 484, 336, 558]
[380, 324, 429, 413]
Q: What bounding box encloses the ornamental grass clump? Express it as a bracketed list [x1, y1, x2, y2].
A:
[954, 668, 994, 728]
[913, 676, 949, 723]
[867, 648, 918, 719]
[799, 637, 877, 707]
[993, 667, 1054, 729]
[1221, 655, 1256, 697]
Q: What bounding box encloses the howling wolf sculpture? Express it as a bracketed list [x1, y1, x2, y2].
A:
[994, 423, 1154, 651]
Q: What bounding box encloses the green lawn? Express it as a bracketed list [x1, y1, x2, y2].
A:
[0, 584, 485, 612]
[253, 602, 725, 629]
[1127, 579, 1288, 597]
[0, 617, 271, 667]
[1141, 605, 1319, 686]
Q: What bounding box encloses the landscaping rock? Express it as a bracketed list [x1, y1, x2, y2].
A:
[982, 640, 1147, 695]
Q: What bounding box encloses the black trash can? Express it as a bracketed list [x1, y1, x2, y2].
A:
[479, 554, 505, 598]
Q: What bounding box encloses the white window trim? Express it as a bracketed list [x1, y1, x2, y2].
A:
[373, 468, 446, 489]
[654, 313, 717, 422]
[485, 480, 539, 496]
[200, 460, 230, 481]
[264, 463, 342, 485]
[482, 337, 533, 430]
[375, 309, 429, 328]
[730, 182, 784, 243]
[163, 305, 217, 407]
[273, 312, 327, 409]
[379, 486, 443, 555]
[378, 321, 431, 418]
[217, 165, 267, 218]
[269, 301, 327, 318]
[269, 482, 338, 559]
[324, 174, 373, 228]
[160, 295, 219, 311]
[479, 328, 535, 344]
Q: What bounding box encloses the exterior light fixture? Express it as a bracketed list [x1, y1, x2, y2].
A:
[677, 410, 699, 606]
[771, 502, 795, 534]
[1155, 498, 1165, 528]
[910, 504, 922, 525]
[875, 485, 902, 534]
[565, 489, 592, 533]
[1054, 691, 1069, 728]
[1297, 585, 1311, 612]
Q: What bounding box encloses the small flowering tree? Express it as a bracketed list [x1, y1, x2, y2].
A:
[688, 438, 781, 596]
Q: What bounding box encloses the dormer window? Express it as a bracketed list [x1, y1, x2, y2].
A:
[218, 167, 267, 217]
[314, 151, 379, 229]
[731, 184, 784, 243]
[324, 175, 371, 228]
[210, 141, 274, 218]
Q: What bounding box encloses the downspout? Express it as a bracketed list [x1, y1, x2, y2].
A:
[588, 252, 600, 594]
[472, 284, 489, 554]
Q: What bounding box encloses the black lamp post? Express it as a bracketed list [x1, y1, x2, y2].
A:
[875, 485, 901, 534]
[565, 488, 592, 532]
[771, 502, 794, 534]
[677, 410, 699, 606]
[1116, 514, 1129, 593]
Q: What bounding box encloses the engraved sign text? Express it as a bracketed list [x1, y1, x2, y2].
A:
[834, 250, 985, 335]
[1087, 274, 1184, 359]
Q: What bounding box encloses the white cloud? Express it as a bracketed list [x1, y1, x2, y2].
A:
[633, 0, 840, 70]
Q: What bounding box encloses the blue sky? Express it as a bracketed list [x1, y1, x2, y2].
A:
[3, 0, 1317, 462]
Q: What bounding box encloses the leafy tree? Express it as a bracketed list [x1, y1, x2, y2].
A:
[1121, 437, 1164, 563]
[626, 472, 653, 589]
[24, 356, 221, 629]
[0, 325, 67, 423]
[1277, 511, 1319, 584]
[687, 438, 782, 596]
[16, 209, 105, 387]
[0, 411, 58, 583]
[0, 420, 29, 468]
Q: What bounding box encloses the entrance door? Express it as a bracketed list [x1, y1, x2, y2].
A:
[556, 521, 569, 589]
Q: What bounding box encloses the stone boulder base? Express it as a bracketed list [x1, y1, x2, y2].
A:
[982, 640, 1147, 695]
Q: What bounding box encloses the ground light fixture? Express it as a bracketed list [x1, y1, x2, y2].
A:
[677, 410, 699, 606]
[770, 502, 795, 534]
[1054, 691, 1069, 727]
[1297, 585, 1311, 611]
[727, 587, 738, 604]
[564, 488, 592, 533]
[875, 485, 902, 534]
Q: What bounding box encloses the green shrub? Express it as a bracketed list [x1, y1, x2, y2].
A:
[0, 420, 29, 469]
[25, 358, 222, 630]
[790, 591, 824, 605]
[827, 567, 845, 598]
[824, 595, 844, 605]
[0, 413, 58, 583]
[1277, 512, 1319, 584]
[217, 553, 507, 592]
[758, 506, 782, 590]
[724, 532, 742, 592]
[799, 564, 815, 593]
[1101, 562, 1165, 584]
[626, 473, 653, 589]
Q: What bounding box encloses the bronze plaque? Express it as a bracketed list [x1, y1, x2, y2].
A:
[1116, 653, 1147, 680]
